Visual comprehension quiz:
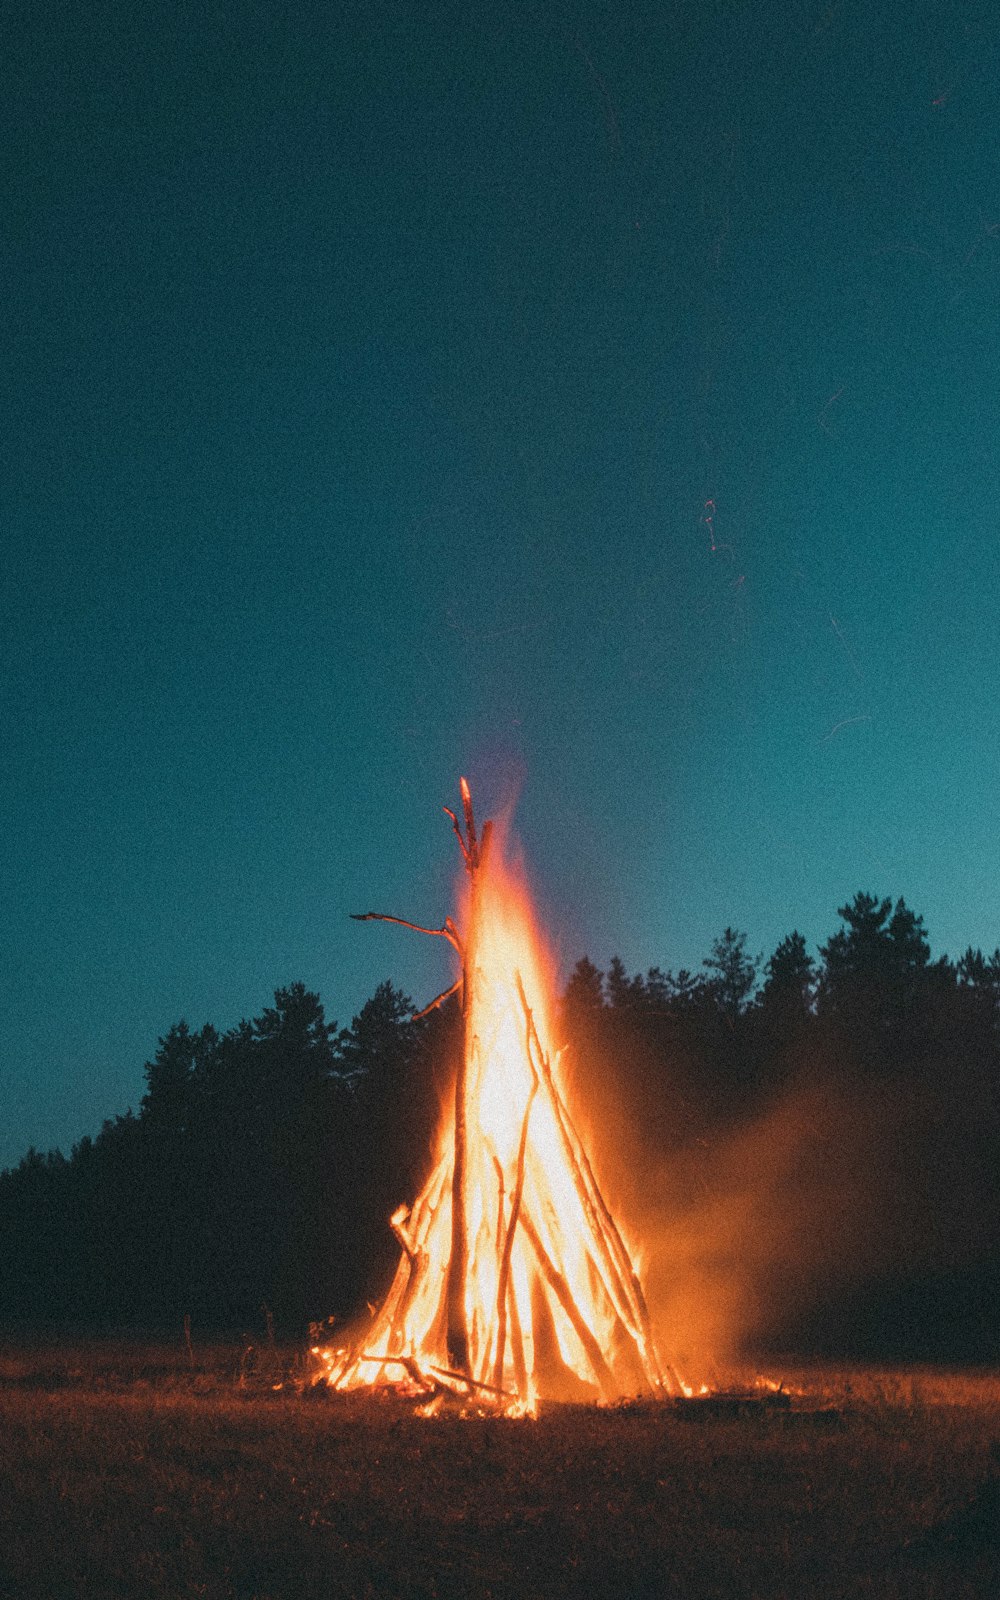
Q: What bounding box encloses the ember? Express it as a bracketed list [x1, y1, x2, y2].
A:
[314, 782, 675, 1414]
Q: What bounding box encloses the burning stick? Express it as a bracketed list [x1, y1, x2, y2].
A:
[358, 1353, 433, 1384]
[491, 1077, 539, 1390]
[385, 1160, 449, 1363]
[506, 1273, 529, 1403]
[517, 1209, 617, 1401]
[390, 1203, 417, 1262]
[492, 1154, 506, 1262]
[426, 1365, 516, 1402]
[446, 782, 492, 1379]
[515, 975, 664, 1394]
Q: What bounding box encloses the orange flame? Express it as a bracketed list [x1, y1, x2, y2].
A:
[318, 788, 668, 1413]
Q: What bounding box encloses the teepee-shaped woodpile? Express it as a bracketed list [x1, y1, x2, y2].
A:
[316, 782, 670, 1413]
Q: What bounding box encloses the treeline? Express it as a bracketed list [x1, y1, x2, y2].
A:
[0, 982, 456, 1333]
[565, 892, 1000, 1123]
[562, 894, 1000, 1361]
[1, 892, 999, 1354]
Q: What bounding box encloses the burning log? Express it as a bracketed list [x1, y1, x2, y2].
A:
[447, 779, 492, 1378]
[426, 1365, 516, 1402]
[513, 976, 664, 1395]
[516, 1208, 618, 1401]
[316, 780, 670, 1414]
[491, 1079, 538, 1389]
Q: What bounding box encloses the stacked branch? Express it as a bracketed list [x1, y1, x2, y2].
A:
[324, 780, 670, 1411]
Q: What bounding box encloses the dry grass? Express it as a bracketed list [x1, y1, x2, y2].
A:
[0, 1342, 998, 1598]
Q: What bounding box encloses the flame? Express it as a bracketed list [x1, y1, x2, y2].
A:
[318, 789, 669, 1413]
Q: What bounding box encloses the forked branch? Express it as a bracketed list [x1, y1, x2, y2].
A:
[443, 776, 492, 876]
[350, 912, 463, 956]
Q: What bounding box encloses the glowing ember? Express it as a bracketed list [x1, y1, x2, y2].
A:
[315, 783, 671, 1414]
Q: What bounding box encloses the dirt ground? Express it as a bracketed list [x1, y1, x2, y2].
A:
[0, 1342, 998, 1598]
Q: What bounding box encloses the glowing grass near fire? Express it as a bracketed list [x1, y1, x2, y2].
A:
[314, 782, 672, 1413]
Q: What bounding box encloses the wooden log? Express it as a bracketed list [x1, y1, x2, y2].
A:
[516, 976, 662, 1392]
[492, 1154, 506, 1262]
[518, 1208, 617, 1401]
[409, 1151, 450, 1250]
[446, 802, 492, 1377]
[506, 1272, 529, 1403]
[446, 1022, 471, 1374]
[542, 1055, 664, 1388]
[390, 1203, 417, 1262]
[517, 984, 644, 1334]
[492, 1079, 538, 1390]
[560, 1113, 664, 1387]
[427, 1364, 515, 1401]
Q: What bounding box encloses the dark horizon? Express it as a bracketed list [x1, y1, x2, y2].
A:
[4, 890, 999, 1371]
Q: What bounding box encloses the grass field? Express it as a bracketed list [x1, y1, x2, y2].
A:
[0, 1341, 998, 1599]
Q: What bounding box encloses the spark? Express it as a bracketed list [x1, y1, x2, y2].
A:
[821, 715, 872, 743]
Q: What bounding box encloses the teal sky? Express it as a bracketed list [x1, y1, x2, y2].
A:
[3, 0, 1000, 1169]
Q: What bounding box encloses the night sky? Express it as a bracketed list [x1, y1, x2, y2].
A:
[4, 0, 1000, 1172]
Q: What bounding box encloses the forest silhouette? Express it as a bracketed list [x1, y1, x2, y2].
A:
[2, 893, 998, 1362]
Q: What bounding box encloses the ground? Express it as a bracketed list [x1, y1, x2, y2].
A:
[0, 1341, 998, 1599]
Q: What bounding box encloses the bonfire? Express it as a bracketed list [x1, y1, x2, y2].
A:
[314, 782, 673, 1414]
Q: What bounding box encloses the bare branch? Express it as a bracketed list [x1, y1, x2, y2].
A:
[411, 977, 463, 1021]
[350, 912, 462, 954]
[445, 780, 489, 874]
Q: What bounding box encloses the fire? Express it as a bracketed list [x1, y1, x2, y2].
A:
[316, 784, 670, 1414]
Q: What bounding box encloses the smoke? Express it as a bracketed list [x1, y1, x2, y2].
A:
[588, 1066, 1000, 1374]
[639, 1080, 890, 1370]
